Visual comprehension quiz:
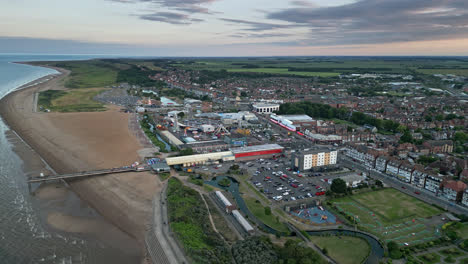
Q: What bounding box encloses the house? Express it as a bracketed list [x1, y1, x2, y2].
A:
[375, 155, 389, 172]
[462, 189, 468, 207]
[411, 165, 428, 189]
[440, 180, 467, 202]
[424, 174, 445, 194]
[423, 140, 453, 154]
[397, 162, 414, 183]
[386, 158, 402, 178]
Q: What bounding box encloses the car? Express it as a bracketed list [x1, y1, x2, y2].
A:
[291, 197, 296, 201]
[291, 183, 298, 188]
[315, 186, 321, 189]
[277, 187, 283, 191]
[414, 191, 421, 195]
[306, 192, 312, 197]
[298, 174, 303, 177]
[315, 191, 326, 196]
[283, 192, 289, 196]
[401, 186, 406, 189]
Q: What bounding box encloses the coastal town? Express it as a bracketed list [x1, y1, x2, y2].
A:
[25, 57, 468, 264]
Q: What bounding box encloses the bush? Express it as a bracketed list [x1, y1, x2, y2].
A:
[387, 241, 402, 259]
[264, 206, 272, 216]
[218, 178, 231, 187]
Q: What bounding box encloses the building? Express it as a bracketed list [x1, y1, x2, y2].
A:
[270, 114, 316, 131]
[340, 174, 366, 188]
[232, 210, 254, 234]
[397, 162, 414, 183]
[151, 161, 170, 173]
[252, 103, 280, 114]
[215, 191, 236, 213]
[425, 174, 444, 194]
[411, 165, 428, 189]
[440, 180, 467, 202]
[165, 151, 235, 167]
[386, 159, 402, 177]
[462, 189, 468, 207]
[375, 156, 389, 172]
[423, 140, 454, 154]
[230, 144, 284, 161]
[292, 149, 338, 171]
[200, 124, 215, 133]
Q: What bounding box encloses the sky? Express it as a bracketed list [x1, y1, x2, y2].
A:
[1, 0, 468, 56]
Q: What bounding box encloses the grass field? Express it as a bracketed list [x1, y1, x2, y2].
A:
[310, 236, 370, 264]
[204, 195, 238, 242]
[227, 68, 340, 77]
[331, 188, 442, 246]
[416, 68, 468, 76]
[456, 224, 468, 239]
[39, 88, 107, 112]
[40, 60, 121, 88]
[243, 197, 289, 232]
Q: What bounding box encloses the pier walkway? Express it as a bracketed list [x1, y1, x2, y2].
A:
[28, 167, 150, 183]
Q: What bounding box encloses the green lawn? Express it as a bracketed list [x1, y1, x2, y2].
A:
[417, 252, 441, 264]
[417, 68, 468, 76]
[243, 197, 288, 233]
[331, 188, 442, 246]
[227, 68, 340, 77]
[38, 88, 107, 112]
[38, 60, 120, 88]
[310, 236, 370, 264]
[334, 188, 441, 224]
[457, 224, 468, 239]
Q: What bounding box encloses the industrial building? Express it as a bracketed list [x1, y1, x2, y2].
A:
[230, 144, 284, 161]
[270, 114, 315, 131]
[292, 149, 338, 171]
[252, 103, 280, 114]
[215, 191, 236, 213]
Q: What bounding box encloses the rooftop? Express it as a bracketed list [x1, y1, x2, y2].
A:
[230, 143, 283, 154]
[276, 114, 314, 122]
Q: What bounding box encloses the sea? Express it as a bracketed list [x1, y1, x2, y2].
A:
[0, 55, 139, 264]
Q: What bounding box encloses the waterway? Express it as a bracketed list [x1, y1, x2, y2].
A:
[0, 54, 139, 263]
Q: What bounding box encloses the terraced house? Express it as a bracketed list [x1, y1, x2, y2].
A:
[386, 159, 402, 177]
[397, 162, 414, 183]
[425, 174, 445, 194]
[411, 165, 429, 189]
[440, 180, 467, 202]
[375, 155, 389, 172]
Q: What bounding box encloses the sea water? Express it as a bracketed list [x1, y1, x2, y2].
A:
[0, 55, 138, 263]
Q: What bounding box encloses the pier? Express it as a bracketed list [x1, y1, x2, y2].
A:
[28, 167, 150, 183]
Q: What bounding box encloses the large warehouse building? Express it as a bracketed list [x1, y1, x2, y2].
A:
[164, 143, 284, 166]
[252, 103, 280, 114]
[292, 149, 338, 171]
[270, 114, 315, 131]
[231, 144, 284, 161]
[165, 151, 235, 167]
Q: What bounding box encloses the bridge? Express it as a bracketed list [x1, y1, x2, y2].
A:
[28, 167, 150, 183]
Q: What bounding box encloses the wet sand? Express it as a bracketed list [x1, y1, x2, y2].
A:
[0, 65, 159, 262]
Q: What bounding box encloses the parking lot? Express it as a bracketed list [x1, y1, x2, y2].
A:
[237, 156, 356, 203]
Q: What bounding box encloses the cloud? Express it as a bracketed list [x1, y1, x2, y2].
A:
[139, 11, 203, 24]
[220, 18, 299, 31]
[109, 0, 218, 23]
[266, 0, 468, 45]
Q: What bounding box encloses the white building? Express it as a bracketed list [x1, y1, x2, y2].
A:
[411, 166, 428, 189]
[375, 156, 389, 172]
[386, 159, 401, 177]
[397, 163, 413, 183]
[292, 149, 337, 171]
[200, 124, 215, 133]
[462, 190, 468, 207]
[425, 174, 444, 194]
[252, 103, 280, 114]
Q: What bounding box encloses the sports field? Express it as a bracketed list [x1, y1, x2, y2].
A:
[331, 188, 443, 246]
[310, 236, 370, 264]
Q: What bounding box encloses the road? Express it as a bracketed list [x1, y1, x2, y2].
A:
[339, 156, 468, 215]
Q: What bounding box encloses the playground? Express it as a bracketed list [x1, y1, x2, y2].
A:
[331, 188, 443, 246]
[290, 206, 338, 225]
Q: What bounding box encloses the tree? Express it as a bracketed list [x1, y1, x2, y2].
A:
[331, 178, 347, 194]
[264, 206, 272, 216]
[240, 91, 248, 97]
[177, 111, 185, 119]
[387, 241, 402, 259]
[424, 115, 432, 122]
[375, 180, 383, 188]
[399, 130, 413, 143]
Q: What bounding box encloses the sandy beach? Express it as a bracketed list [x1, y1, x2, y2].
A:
[0, 65, 159, 262]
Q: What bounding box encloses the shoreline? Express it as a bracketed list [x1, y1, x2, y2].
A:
[0, 62, 158, 263]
